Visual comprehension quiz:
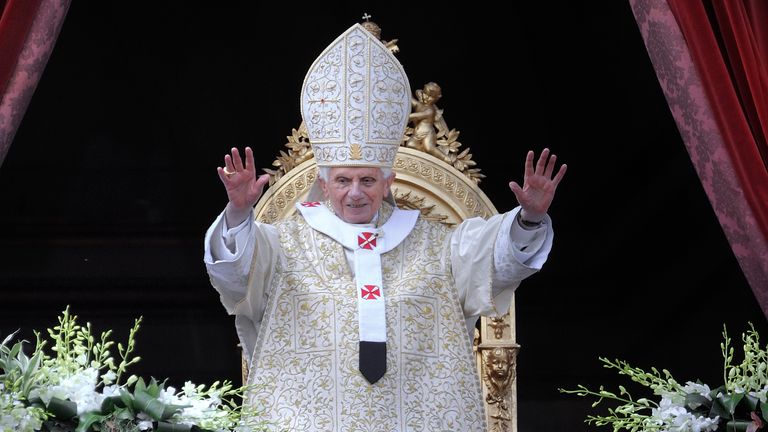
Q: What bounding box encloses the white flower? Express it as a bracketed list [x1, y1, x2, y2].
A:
[682, 382, 712, 400]
[101, 370, 117, 385]
[75, 353, 88, 366]
[0, 394, 45, 432]
[182, 381, 197, 396]
[100, 384, 121, 398]
[655, 389, 687, 406]
[2, 309, 260, 432]
[136, 412, 153, 430]
[35, 367, 105, 415]
[749, 384, 768, 403]
[650, 396, 719, 432]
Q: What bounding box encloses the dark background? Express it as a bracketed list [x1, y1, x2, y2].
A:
[1, 2, 765, 431]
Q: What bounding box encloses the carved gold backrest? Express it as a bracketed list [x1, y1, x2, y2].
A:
[249, 109, 519, 431]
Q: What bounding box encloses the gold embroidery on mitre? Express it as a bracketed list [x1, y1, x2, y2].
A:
[349, 143, 363, 160]
[300, 23, 410, 169]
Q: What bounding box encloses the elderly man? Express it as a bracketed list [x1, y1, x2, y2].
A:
[204, 23, 565, 432]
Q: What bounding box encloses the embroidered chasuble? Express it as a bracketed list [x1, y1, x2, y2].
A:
[203, 22, 558, 432]
[244, 202, 487, 431]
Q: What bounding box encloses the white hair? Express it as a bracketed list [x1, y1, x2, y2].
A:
[317, 166, 393, 181]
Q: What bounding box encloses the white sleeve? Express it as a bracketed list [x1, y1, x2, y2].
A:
[490, 207, 553, 315]
[451, 207, 553, 319]
[203, 209, 280, 360]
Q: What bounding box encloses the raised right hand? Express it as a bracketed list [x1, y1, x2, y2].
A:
[217, 147, 270, 226]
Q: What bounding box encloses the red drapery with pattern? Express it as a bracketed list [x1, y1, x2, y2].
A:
[630, 0, 768, 315]
[668, 1, 768, 240]
[0, 0, 70, 166]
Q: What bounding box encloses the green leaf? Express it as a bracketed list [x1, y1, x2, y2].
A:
[725, 420, 752, 432]
[20, 350, 42, 397]
[114, 407, 135, 421]
[132, 389, 187, 421]
[146, 377, 161, 397]
[47, 396, 78, 420]
[163, 403, 190, 420]
[75, 412, 106, 432]
[8, 340, 22, 360]
[134, 377, 147, 393]
[712, 397, 733, 420]
[133, 389, 165, 420]
[744, 394, 760, 412]
[760, 400, 768, 423]
[100, 395, 125, 414]
[156, 421, 193, 432]
[686, 393, 712, 411]
[1, 331, 17, 348]
[118, 389, 136, 416]
[710, 385, 727, 400]
[713, 392, 745, 420]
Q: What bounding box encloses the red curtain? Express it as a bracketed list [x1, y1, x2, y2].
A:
[0, 0, 70, 166]
[630, 0, 768, 315]
[0, 0, 42, 96]
[667, 0, 768, 240]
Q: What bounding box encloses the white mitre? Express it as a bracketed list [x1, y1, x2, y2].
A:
[301, 23, 411, 201]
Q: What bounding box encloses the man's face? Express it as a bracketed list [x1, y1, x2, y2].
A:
[319, 167, 395, 224]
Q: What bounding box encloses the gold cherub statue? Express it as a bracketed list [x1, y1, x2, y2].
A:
[405, 82, 451, 163]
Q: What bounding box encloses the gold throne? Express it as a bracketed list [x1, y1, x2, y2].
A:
[248, 96, 520, 431]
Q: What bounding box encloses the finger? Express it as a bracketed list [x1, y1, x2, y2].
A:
[255, 173, 271, 190]
[551, 164, 567, 188]
[535, 148, 550, 175]
[224, 154, 236, 173]
[509, 181, 523, 196]
[232, 147, 245, 171]
[253, 174, 271, 200]
[245, 147, 255, 172]
[217, 166, 231, 184]
[523, 150, 534, 180]
[544, 154, 557, 179]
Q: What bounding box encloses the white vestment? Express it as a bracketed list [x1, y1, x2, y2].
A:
[204, 203, 552, 431]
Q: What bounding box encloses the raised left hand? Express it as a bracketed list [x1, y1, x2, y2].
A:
[508, 148, 567, 222]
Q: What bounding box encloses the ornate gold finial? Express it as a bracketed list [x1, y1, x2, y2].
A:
[360, 14, 399, 54]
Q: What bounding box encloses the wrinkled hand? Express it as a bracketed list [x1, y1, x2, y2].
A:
[217, 147, 270, 226]
[508, 148, 567, 222]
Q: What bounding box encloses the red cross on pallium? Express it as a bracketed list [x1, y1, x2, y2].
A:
[361, 285, 381, 300]
[357, 232, 377, 250]
[301, 201, 321, 207]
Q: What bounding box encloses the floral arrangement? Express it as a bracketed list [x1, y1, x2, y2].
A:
[0, 307, 269, 432]
[560, 323, 768, 432]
